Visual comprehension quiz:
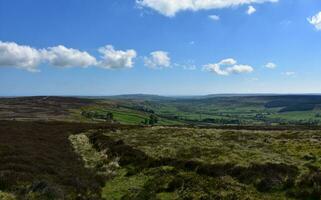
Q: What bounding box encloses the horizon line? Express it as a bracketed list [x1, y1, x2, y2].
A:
[2, 93, 321, 98]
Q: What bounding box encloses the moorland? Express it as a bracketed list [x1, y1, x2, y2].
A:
[0, 95, 321, 200]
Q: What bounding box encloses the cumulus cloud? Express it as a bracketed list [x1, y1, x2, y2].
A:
[208, 15, 220, 21]
[204, 58, 254, 76]
[265, 62, 277, 69]
[247, 6, 256, 15]
[98, 45, 137, 69]
[144, 51, 171, 69]
[0, 41, 42, 72]
[0, 41, 138, 71]
[229, 64, 254, 73]
[42, 45, 97, 67]
[136, 0, 278, 17]
[308, 11, 321, 30]
[219, 58, 237, 65]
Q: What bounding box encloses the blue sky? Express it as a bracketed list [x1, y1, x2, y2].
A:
[0, 0, 321, 96]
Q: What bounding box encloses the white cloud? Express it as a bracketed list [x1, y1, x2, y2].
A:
[204, 58, 253, 76]
[219, 58, 237, 65]
[308, 11, 321, 30]
[42, 45, 97, 67]
[208, 15, 220, 21]
[265, 62, 277, 69]
[0, 41, 139, 71]
[204, 63, 229, 75]
[136, 0, 277, 17]
[229, 64, 254, 73]
[144, 51, 171, 69]
[0, 41, 42, 72]
[98, 45, 137, 69]
[247, 5, 256, 15]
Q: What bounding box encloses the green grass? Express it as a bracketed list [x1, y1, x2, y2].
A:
[269, 110, 320, 120]
[111, 110, 146, 125]
[90, 127, 321, 199]
[102, 169, 150, 200]
[101, 127, 321, 168]
[101, 97, 321, 125]
[80, 104, 183, 125]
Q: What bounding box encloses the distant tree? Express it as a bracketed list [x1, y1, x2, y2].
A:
[82, 110, 115, 122]
[105, 112, 113, 121]
[143, 118, 149, 125]
[255, 113, 266, 120]
[82, 111, 95, 119]
[149, 114, 158, 125]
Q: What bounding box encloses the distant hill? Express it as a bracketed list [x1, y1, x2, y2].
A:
[91, 93, 321, 101]
[98, 94, 174, 101]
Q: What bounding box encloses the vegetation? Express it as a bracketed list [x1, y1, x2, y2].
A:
[0, 120, 138, 200]
[0, 191, 16, 200]
[1, 96, 321, 199]
[111, 95, 321, 126]
[87, 127, 321, 199]
[69, 133, 119, 177]
[81, 110, 114, 122]
[3, 95, 321, 126]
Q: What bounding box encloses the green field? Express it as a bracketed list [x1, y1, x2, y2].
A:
[85, 95, 321, 126]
